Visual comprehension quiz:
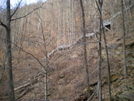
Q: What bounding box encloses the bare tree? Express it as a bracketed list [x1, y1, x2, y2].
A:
[57, 0, 61, 47]
[0, 1, 44, 100]
[68, 0, 72, 46]
[100, 1, 112, 101]
[102, 8, 112, 101]
[79, 0, 90, 97]
[6, 0, 15, 100]
[96, 0, 103, 101]
[121, 0, 127, 80]
[37, 6, 49, 100]
[102, 20, 112, 101]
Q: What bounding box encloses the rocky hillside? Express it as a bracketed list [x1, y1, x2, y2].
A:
[0, 0, 134, 101]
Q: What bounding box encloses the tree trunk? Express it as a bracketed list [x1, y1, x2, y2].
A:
[57, 0, 61, 47]
[68, 0, 71, 46]
[71, 0, 74, 44]
[43, 10, 48, 101]
[121, 0, 127, 80]
[79, 0, 90, 97]
[102, 15, 112, 101]
[96, 0, 103, 101]
[6, 0, 15, 101]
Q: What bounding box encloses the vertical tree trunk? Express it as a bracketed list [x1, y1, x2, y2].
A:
[44, 46, 48, 101]
[94, 2, 97, 32]
[73, 9, 76, 44]
[79, 0, 90, 97]
[123, 0, 132, 19]
[6, 0, 15, 101]
[100, 1, 112, 101]
[71, 0, 74, 44]
[63, 4, 66, 45]
[110, 0, 115, 32]
[38, 6, 48, 100]
[40, 10, 48, 100]
[44, 12, 48, 101]
[96, 0, 103, 101]
[102, 16, 112, 101]
[121, 0, 127, 80]
[61, 0, 64, 45]
[86, 0, 91, 23]
[68, 0, 71, 46]
[57, 0, 61, 47]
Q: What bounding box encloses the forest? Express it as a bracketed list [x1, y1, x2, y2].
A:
[0, 0, 134, 101]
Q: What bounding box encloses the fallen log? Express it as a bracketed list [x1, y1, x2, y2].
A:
[42, 31, 99, 59]
[14, 80, 37, 91]
[57, 45, 70, 51]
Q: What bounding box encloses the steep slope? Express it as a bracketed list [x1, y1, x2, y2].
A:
[0, 0, 134, 101]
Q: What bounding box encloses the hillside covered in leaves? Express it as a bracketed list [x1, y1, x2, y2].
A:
[0, 0, 134, 101]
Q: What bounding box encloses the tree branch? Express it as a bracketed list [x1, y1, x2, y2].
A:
[10, 0, 22, 18]
[0, 20, 7, 29]
[95, 1, 101, 15]
[110, 4, 133, 21]
[11, 3, 44, 21]
[13, 43, 46, 71]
